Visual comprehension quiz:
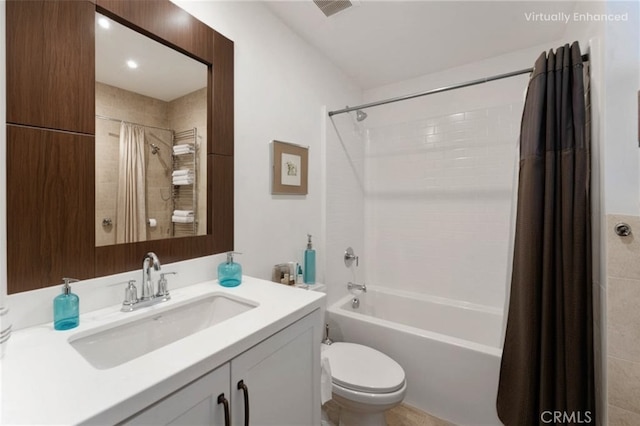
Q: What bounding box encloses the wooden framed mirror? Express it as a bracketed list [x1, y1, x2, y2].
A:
[6, 0, 234, 293]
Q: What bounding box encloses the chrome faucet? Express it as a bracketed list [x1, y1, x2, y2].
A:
[121, 253, 175, 312]
[141, 252, 161, 301]
[347, 281, 366, 292]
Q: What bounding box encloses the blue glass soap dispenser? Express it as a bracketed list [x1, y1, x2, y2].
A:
[304, 234, 316, 284]
[218, 251, 243, 287]
[53, 278, 80, 330]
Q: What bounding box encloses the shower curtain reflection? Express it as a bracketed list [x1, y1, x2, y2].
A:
[115, 122, 147, 244]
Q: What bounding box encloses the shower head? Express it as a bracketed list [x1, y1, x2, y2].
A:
[150, 143, 160, 155]
[356, 109, 368, 122]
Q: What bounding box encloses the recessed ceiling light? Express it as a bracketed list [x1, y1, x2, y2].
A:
[126, 60, 138, 69]
[98, 17, 110, 29]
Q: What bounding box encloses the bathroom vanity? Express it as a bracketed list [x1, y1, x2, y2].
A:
[1, 277, 324, 425]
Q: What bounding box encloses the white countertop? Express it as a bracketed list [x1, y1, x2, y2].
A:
[0, 276, 325, 425]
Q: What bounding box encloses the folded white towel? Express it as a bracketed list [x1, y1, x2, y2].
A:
[172, 215, 194, 223]
[320, 356, 333, 405]
[172, 179, 193, 185]
[172, 169, 193, 177]
[172, 145, 192, 152]
[173, 210, 194, 217]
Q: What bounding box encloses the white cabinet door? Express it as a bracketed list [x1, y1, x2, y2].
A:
[231, 310, 321, 426]
[122, 309, 322, 426]
[123, 363, 231, 426]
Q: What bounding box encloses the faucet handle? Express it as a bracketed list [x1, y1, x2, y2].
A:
[344, 247, 359, 267]
[122, 280, 138, 311]
[156, 272, 176, 300]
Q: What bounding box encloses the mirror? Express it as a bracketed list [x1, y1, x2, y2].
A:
[6, 0, 233, 294]
[94, 12, 208, 246]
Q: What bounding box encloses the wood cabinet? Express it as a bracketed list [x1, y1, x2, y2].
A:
[6, 0, 96, 292]
[6, 0, 95, 134]
[6, 125, 95, 293]
[123, 310, 321, 426]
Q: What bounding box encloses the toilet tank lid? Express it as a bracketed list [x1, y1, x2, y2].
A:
[322, 342, 405, 393]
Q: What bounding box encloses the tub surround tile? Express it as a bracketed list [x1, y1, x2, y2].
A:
[364, 102, 519, 309]
[326, 112, 366, 307]
[95, 83, 207, 242]
[607, 277, 640, 361]
[609, 404, 640, 426]
[606, 214, 640, 424]
[608, 356, 640, 415]
[606, 215, 640, 280]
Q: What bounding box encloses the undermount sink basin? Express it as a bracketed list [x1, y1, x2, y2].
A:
[69, 294, 257, 369]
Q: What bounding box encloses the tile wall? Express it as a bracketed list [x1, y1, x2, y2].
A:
[606, 214, 640, 424]
[363, 103, 522, 309]
[325, 113, 366, 305]
[167, 88, 208, 237]
[95, 83, 206, 246]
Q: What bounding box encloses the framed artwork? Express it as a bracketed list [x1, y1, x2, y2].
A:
[272, 140, 308, 195]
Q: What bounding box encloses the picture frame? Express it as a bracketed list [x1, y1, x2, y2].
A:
[271, 140, 309, 195]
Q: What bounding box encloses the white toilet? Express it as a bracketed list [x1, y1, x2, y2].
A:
[322, 342, 407, 426]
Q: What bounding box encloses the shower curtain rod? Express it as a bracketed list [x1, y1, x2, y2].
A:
[95, 114, 174, 133]
[328, 53, 590, 117]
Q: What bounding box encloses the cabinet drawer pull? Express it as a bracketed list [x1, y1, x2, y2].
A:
[237, 380, 249, 426]
[217, 393, 230, 426]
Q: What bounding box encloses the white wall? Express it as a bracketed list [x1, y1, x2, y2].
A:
[172, 0, 362, 286]
[602, 0, 640, 216]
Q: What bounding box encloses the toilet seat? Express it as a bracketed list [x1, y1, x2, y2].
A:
[322, 342, 405, 394]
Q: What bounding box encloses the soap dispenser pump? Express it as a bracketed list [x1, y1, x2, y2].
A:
[53, 277, 80, 330]
[304, 234, 316, 284]
[218, 252, 243, 287]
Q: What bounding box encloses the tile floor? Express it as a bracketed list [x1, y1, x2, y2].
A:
[324, 400, 454, 426]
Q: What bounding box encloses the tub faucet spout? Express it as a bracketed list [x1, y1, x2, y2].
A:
[347, 282, 366, 292]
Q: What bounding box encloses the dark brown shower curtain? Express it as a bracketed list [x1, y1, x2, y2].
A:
[496, 42, 595, 425]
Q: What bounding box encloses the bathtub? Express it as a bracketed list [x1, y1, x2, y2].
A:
[327, 286, 503, 425]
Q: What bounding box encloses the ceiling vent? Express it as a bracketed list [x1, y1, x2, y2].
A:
[313, 0, 353, 17]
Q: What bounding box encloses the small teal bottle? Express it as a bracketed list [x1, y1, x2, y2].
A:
[218, 251, 242, 287]
[53, 278, 80, 331]
[303, 234, 316, 284]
